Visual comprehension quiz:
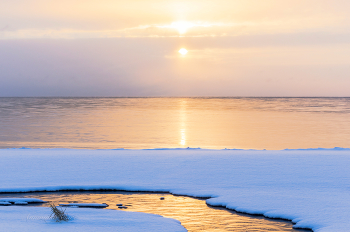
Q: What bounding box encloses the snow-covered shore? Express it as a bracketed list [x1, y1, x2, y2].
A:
[1, 148, 350, 232]
[0, 205, 186, 232]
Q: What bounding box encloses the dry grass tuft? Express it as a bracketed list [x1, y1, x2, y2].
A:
[49, 202, 70, 222]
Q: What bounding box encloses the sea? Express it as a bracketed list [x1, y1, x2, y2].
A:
[0, 97, 349, 150]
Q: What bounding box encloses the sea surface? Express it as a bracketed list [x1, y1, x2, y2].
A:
[0, 97, 349, 150]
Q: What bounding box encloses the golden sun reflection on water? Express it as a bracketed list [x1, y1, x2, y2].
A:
[179, 99, 187, 146]
[1, 98, 350, 150]
[0, 192, 309, 232]
[180, 128, 186, 146]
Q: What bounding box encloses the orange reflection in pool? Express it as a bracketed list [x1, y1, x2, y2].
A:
[0, 192, 311, 232]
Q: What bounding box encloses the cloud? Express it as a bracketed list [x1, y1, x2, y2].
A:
[1, 0, 350, 39]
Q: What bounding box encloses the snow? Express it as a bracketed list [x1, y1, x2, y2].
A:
[59, 203, 108, 208]
[0, 198, 46, 203]
[0, 205, 186, 232]
[14, 201, 29, 205]
[1, 148, 350, 232]
[0, 201, 11, 206]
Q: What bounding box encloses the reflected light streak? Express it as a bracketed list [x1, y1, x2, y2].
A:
[179, 99, 187, 146]
[180, 128, 186, 146]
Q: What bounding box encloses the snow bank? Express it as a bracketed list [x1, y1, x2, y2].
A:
[0, 201, 11, 206]
[59, 203, 108, 208]
[1, 148, 350, 232]
[0, 198, 46, 203]
[14, 201, 28, 205]
[0, 205, 186, 232]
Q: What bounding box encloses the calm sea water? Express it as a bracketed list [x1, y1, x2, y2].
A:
[0, 97, 349, 150]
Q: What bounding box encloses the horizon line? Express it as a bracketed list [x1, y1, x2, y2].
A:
[1, 96, 350, 98]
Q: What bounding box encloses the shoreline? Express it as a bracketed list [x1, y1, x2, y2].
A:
[0, 189, 313, 231]
[1, 148, 349, 231]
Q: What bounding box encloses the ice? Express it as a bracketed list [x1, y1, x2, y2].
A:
[59, 203, 108, 208]
[0, 201, 11, 206]
[0, 198, 46, 203]
[14, 201, 28, 205]
[1, 148, 350, 231]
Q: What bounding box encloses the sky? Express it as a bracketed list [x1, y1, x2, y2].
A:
[1, 0, 350, 97]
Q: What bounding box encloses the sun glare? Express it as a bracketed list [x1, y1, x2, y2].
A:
[178, 48, 188, 55]
[171, 21, 195, 34]
[172, 22, 193, 34]
[156, 21, 215, 35]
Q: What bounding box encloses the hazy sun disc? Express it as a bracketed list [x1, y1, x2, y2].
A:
[179, 48, 188, 55]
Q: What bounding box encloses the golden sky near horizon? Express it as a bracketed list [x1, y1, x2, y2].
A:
[1, 0, 350, 96]
[1, 0, 350, 38]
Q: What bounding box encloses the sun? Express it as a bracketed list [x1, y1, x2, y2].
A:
[171, 21, 194, 34]
[156, 21, 200, 35]
[178, 48, 188, 55]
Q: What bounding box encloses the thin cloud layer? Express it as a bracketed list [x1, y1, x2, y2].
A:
[1, 0, 350, 39]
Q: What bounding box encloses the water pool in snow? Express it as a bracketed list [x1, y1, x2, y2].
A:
[0, 191, 311, 232]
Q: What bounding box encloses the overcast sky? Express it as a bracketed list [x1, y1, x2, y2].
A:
[1, 0, 350, 97]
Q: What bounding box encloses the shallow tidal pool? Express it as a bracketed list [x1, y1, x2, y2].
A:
[1, 191, 311, 232]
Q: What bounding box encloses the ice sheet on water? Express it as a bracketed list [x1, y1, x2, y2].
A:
[0, 198, 46, 203]
[59, 203, 108, 208]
